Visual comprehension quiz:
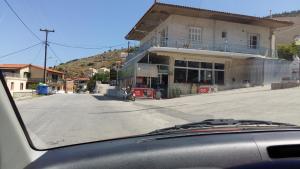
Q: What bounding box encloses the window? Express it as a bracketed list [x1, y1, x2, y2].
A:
[175, 60, 187, 67]
[10, 82, 14, 90]
[189, 27, 202, 42]
[24, 72, 31, 78]
[174, 68, 187, 83]
[187, 69, 199, 83]
[215, 63, 225, 70]
[222, 31, 227, 39]
[160, 28, 168, 47]
[248, 33, 259, 49]
[201, 62, 213, 69]
[188, 61, 200, 68]
[200, 70, 213, 85]
[215, 71, 225, 85]
[20, 83, 24, 90]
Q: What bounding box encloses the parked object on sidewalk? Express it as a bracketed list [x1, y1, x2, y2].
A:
[37, 83, 49, 95]
[132, 88, 155, 99]
[198, 86, 211, 94]
[122, 88, 136, 101]
[155, 90, 162, 100]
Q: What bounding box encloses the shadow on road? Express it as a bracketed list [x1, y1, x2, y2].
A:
[92, 95, 124, 101]
[88, 103, 188, 115]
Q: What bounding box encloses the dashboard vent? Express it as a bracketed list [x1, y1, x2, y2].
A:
[268, 145, 300, 159]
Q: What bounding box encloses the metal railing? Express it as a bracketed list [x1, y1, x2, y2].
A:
[127, 38, 277, 61]
[2, 72, 22, 78]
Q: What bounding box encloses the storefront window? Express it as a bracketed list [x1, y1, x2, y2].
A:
[215, 63, 225, 70]
[187, 69, 199, 83]
[174, 61, 224, 85]
[174, 68, 187, 83]
[215, 71, 225, 85]
[200, 70, 212, 85]
[188, 61, 200, 68]
[175, 60, 187, 67]
[201, 62, 213, 69]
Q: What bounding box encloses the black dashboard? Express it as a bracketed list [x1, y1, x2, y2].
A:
[25, 130, 300, 169]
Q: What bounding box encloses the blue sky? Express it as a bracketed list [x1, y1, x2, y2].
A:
[0, 0, 299, 67]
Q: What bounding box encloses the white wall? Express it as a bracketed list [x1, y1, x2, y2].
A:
[5, 77, 27, 94]
[141, 15, 271, 51]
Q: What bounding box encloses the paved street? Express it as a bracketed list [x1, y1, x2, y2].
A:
[16, 86, 300, 148]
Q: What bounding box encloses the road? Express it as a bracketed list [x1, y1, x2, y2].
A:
[16, 86, 300, 149]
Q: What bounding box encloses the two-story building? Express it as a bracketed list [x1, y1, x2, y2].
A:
[0, 64, 65, 95]
[120, 2, 293, 98]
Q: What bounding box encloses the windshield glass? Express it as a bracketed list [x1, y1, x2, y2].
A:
[1, 0, 300, 150]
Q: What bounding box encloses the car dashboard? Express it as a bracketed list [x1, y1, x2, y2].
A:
[25, 130, 300, 169]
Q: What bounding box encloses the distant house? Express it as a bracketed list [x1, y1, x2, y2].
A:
[65, 78, 75, 94]
[88, 68, 98, 77]
[0, 64, 28, 95]
[73, 77, 90, 92]
[274, 16, 300, 45]
[120, 2, 293, 98]
[98, 67, 110, 74]
[0, 64, 65, 95]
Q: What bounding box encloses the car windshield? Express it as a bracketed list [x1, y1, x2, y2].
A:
[1, 0, 300, 150]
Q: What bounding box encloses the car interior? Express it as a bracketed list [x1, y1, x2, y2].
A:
[1, 71, 300, 169]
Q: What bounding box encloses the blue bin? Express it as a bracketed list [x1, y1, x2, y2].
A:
[37, 84, 49, 95]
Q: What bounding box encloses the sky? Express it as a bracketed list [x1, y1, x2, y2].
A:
[0, 0, 299, 67]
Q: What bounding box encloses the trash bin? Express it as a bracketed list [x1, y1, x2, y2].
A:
[155, 90, 162, 100]
[37, 84, 49, 95]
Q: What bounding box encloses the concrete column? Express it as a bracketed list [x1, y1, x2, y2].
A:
[213, 20, 216, 49]
[271, 34, 276, 58]
[168, 57, 175, 98]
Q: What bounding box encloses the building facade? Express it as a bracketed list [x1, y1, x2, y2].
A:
[120, 2, 293, 98]
[0, 64, 65, 95]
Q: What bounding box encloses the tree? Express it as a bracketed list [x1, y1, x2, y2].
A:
[92, 72, 110, 83]
[87, 79, 96, 92]
[277, 43, 300, 61]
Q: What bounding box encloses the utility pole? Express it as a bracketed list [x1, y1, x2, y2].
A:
[127, 41, 130, 53]
[40, 29, 55, 84]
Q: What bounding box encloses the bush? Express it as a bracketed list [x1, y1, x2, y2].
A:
[278, 43, 300, 61]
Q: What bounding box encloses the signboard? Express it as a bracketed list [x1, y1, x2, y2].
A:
[198, 87, 210, 94]
[137, 63, 158, 77]
[133, 88, 154, 99]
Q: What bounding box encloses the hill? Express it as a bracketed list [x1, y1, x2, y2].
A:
[273, 16, 300, 45]
[54, 48, 128, 78]
[270, 10, 300, 18]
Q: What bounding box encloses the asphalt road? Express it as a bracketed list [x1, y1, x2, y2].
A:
[16, 86, 300, 149]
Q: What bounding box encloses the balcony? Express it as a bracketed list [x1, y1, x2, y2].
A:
[2, 72, 22, 78]
[28, 78, 64, 84]
[127, 39, 277, 61]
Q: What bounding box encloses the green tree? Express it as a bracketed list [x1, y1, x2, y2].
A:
[277, 43, 300, 61]
[87, 79, 96, 92]
[92, 72, 110, 83]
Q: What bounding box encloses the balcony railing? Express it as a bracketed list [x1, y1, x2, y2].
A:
[2, 72, 22, 78]
[28, 78, 64, 84]
[127, 39, 277, 61]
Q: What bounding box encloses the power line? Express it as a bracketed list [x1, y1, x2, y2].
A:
[30, 43, 43, 64]
[49, 41, 127, 50]
[49, 46, 63, 63]
[2, 0, 42, 42]
[0, 42, 42, 60]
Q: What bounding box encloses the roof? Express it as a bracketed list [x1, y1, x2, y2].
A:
[0, 64, 28, 70]
[73, 77, 90, 81]
[126, 2, 294, 40]
[30, 65, 64, 75]
[0, 64, 64, 74]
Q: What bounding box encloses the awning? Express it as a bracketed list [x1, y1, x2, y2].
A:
[137, 63, 158, 77]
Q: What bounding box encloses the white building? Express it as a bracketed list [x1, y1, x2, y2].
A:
[120, 2, 293, 98]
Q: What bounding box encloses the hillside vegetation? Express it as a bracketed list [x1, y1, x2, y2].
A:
[54, 49, 128, 78]
[271, 10, 300, 18]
